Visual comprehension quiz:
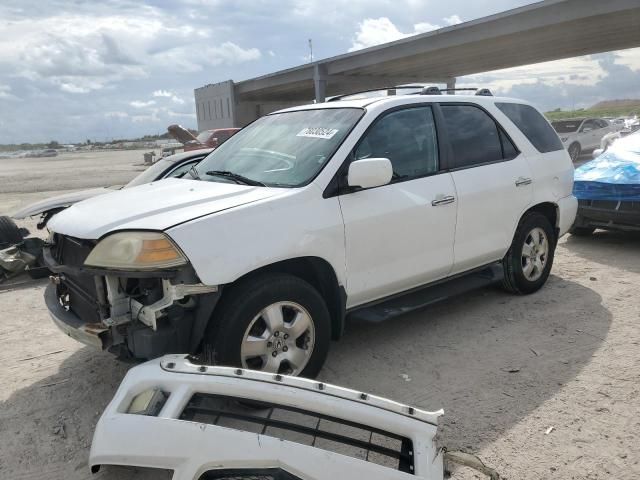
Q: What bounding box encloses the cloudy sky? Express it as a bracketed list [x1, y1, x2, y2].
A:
[0, 0, 639, 144]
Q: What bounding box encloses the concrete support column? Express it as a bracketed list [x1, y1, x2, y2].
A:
[314, 64, 327, 103]
[446, 77, 456, 94]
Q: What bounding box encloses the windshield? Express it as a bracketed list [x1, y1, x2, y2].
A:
[125, 159, 173, 188]
[195, 108, 363, 187]
[552, 120, 582, 133]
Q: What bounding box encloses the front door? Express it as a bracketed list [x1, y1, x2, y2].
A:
[338, 105, 457, 308]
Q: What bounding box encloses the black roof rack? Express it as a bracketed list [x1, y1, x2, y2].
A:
[420, 87, 493, 96]
[326, 86, 425, 102]
[326, 85, 493, 102]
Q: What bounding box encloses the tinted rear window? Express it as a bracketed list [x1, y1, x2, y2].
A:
[440, 104, 504, 168]
[497, 103, 564, 153]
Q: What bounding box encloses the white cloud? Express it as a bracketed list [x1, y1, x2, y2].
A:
[444, 14, 462, 25]
[348, 15, 461, 51]
[130, 100, 156, 108]
[153, 89, 185, 104]
[0, 84, 16, 99]
[105, 111, 129, 118]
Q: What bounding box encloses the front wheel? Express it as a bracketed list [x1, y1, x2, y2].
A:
[205, 273, 331, 378]
[502, 212, 556, 294]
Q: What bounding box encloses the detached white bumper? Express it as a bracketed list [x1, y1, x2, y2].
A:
[90, 355, 444, 480]
[557, 194, 578, 237]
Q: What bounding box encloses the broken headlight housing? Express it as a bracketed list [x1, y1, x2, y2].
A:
[85, 231, 187, 270]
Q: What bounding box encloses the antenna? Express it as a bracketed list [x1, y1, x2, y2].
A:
[308, 38, 313, 63]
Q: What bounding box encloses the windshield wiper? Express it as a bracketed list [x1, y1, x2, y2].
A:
[205, 170, 265, 187]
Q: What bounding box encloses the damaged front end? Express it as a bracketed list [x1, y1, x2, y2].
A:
[43, 233, 220, 359]
[90, 355, 445, 479]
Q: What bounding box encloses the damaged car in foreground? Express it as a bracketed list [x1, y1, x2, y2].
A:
[44, 89, 576, 378]
[90, 354, 499, 479]
[571, 132, 640, 235]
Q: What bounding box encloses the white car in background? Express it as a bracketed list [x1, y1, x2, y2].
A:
[12, 149, 212, 229]
[551, 118, 616, 161]
[43, 88, 577, 378]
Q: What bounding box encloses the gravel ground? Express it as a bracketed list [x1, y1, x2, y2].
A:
[0, 150, 638, 479]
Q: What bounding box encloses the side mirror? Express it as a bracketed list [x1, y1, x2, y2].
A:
[592, 148, 604, 158]
[347, 158, 393, 189]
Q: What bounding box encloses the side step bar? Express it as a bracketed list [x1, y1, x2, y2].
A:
[348, 263, 504, 323]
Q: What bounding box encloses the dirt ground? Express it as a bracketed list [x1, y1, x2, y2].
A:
[0, 150, 638, 480]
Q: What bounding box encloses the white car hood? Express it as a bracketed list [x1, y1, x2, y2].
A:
[12, 187, 115, 219]
[48, 178, 285, 240]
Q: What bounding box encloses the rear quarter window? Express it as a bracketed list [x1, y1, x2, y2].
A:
[496, 103, 563, 153]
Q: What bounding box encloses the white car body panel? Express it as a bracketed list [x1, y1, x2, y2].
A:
[47, 179, 288, 240]
[449, 155, 533, 274]
[90, 355, 444, 480]
[339, 173, 456, 307]
[11, 187, 114, 219]
[168, 183, 348, 288]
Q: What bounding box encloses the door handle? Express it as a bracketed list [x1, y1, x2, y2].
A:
[515, 177, 532, 187]
[431, 195, 456, 206]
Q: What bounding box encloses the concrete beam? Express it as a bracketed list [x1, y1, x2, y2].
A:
[314, 64, 327, 103]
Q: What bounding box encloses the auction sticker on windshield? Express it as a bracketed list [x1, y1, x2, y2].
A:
[297, 127, 339, 139]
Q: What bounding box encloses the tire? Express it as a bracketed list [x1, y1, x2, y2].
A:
[568, 142, 581, 162]
[0, 216, 23, 249]
[569, 225, 595, 236]
[502, 212, 556, 295]
[205, 273, 331, 379]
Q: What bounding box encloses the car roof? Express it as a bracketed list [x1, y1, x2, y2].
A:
[272, 94, 533, 114]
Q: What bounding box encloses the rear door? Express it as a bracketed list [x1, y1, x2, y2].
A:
[338, 105, 457, 307]
[438, 103, 533, 274]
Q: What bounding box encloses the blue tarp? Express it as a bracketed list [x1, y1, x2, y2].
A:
[574, 147, 640, 201]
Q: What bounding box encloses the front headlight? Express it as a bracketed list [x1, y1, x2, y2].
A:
[85, 231, 187, 270]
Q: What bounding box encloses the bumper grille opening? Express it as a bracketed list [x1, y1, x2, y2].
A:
[180, 393, 415, 474]
[53, 234, 105, 322]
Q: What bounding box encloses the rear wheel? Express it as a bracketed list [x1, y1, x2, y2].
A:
[502, 212, 556, 294]
[568, 142, 581, 162]
[0, 216, 23, 249]
[205, 273, 331, 378]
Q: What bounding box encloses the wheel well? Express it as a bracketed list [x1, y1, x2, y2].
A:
[225, 257, 345, 341]
[524, 202, 559, 239]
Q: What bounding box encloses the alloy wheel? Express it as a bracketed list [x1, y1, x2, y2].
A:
[240, 301, 315, 375]
[521, 227, 549, 282]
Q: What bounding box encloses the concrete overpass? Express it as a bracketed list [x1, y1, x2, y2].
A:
[194, 0, 640, 130]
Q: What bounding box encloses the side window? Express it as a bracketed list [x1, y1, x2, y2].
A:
[495, 102, 563, 153]
[499, 129, 518, 160]
[440, 105, 503, 168]
[165, 160, 200, 179]
[581, 119, 597, 131]
[354, 106, 438, 179]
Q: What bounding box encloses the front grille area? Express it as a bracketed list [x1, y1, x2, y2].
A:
[53, 234, 104, 323]
[181, 394, 415, 474]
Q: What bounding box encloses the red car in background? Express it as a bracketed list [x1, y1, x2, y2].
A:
[168, 124, 240, 152]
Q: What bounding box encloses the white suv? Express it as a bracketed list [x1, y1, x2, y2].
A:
[44, 89, 577, 378]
